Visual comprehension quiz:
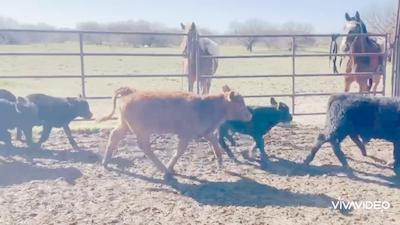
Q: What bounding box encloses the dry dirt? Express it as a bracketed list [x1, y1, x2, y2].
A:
[1, 123, 400, 225]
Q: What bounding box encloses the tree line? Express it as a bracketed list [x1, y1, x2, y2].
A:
[0, 5, 396, 52]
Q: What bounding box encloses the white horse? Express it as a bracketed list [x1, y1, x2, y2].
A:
[180, 22, 220, 94]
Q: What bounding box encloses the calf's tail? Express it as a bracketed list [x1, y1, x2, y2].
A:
[96, 87, 135, 122]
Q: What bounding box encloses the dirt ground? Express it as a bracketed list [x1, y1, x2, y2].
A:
[0, 123, 399, 225]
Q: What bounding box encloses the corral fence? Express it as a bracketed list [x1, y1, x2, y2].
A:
[0, 29, 390, 121]
[392, 0, 400, 97]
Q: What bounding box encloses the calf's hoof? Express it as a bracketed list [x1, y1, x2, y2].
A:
[72, 144, 82, 151]
[27, 142, 41, 149]
[303, 157, 312, 165]
[164, 173, 176, 182]
[102, 158, 110, 168]
[225, 150, 235, 159]
[260, 157, 268, 169]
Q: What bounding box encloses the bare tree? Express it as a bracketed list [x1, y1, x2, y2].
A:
[229, 19, 271, 52]
[364, 3, 397, 61]
[76, 21, 106, 45]
[280, 22, 315, 51]
[364, 4, 396, 37]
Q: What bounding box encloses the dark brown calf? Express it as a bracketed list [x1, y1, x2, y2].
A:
[96, 85, 252, 178]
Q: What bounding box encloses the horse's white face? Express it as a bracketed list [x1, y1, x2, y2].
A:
[341, 20, 362, 52]
[180, 22, 197, 55]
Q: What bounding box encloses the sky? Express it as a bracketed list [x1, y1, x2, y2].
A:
[0, 0, 397, 33]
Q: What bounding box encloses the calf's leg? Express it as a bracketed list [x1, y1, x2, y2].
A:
[349, 134, 367, 156]
[16, 128, 23, 142]
[218, 126, 235, 159]
[166, 138, 189, 175]
[254, 135, 268, 165]
[63, 124, 80, 150]
[37, 124, 53, 146]
[393, 141, 400, 177]
[136, 133, 169, 174]
[0, 130, 13, 148]
[226, 132, 236, 147]
[204, 133, 224, 166]
[21, 126, 35, 147]
[330, 138, 349, 169]
[304, 133, 328, 164]
[102, 123, 129, 167]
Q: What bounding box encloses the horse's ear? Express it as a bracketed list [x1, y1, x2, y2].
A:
[191, 22, 196, 30]
[355, 11, 361, 21]
[345, 12, 350, 21]
[180, 23, 186, 30]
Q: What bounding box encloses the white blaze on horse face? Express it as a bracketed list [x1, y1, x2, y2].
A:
[341, 22, 358, 52]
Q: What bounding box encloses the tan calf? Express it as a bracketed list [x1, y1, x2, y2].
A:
[96, 85, 252, 177]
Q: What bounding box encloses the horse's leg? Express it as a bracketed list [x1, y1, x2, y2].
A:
[358, 78, 370, 95]
[372, 75, 381, 96]
[189, 75, 195, 93]
[200, 80, 207, 95]
[205, 78, 212, 94]
[344, 61, 353, 92]
[344, 76, 353, 92]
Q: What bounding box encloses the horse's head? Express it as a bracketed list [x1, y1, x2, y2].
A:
[180, 22, 199, 57]
[340, 11, 367, 53]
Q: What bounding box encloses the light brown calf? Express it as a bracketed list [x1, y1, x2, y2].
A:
[96, 85, 252, 177]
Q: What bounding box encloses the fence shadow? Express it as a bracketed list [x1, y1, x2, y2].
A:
[0, 159, 82, 186]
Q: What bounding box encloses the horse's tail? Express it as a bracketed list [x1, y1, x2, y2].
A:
[96, 87, 135, 122]
[330, 34, 340, 74]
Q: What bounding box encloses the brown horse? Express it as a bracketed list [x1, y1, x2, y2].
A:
[180, 22, 220, 94]
[331, 11, 384, 94]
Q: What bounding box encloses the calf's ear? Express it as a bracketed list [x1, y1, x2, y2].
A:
[180, 23, 186, 30]
[270, 97, 277, 105]
[17, 96, 27, 104]
[225, 91, 235, 102]
[15, 96, 27, 113]
[222, 85, 231, 93]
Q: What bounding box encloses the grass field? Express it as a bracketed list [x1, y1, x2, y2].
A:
[1, 43, 399, 224]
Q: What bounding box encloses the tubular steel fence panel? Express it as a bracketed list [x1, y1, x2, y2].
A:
[0, 29, 389, 121]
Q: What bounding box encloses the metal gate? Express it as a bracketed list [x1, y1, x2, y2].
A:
[0, 29, 389, 120]
[392, 0, 400, 96]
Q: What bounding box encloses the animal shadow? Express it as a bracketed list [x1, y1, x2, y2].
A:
[0, 144, 134, 169]
[110, 168, 352, 215]
[240, 152, 400, 188]
[0, 159, 83, 186]
[241, 151, 346, 177]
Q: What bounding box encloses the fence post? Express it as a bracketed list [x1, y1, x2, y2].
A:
[195, 33, 200, 94]
[187, 32, 193, 92]
[291, 37, 296, 114]
[393, 0, 400, 97]
[382, 33, 388, 96]
[79, 33, 86, 98]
